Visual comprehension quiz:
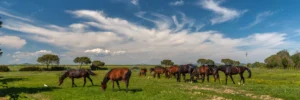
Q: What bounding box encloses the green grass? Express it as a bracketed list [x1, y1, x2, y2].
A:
[1, 66, 300, 100]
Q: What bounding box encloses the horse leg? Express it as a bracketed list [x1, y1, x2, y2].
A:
[83, 77, 86, 87]
[126, 80, 130, 92]
[229, 75, 235, 84]
[153, 73, 156, 78]
[87, 76, 94, 86]
[158, 73, 161, 78]
[206, 73, 210, 82]
[240, 73, 245, 84]
[225, 75, 228, 85]
[72, 77, 77, 87]
[112, 81, 114, 91]
[201, 74, 205, 83]
[183, 74, 186, 82]
[116, 81, 121, 90]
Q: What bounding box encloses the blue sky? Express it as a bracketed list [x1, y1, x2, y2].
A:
[1, 0, 300, 65]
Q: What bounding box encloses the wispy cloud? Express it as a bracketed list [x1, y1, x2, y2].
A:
[170, 0, 184, 6]
[242, 11, 275, 29]
[0, 10, 32, 22]
[131, 0, 139, 5]
[199, 0, 247, 25]
[2, 10, 293, 64]
[10, 50, 53, 63]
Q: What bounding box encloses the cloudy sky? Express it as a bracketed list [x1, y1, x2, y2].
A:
[1, 0, 300, 65]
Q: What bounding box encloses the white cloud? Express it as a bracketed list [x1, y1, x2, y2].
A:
[2, 10, 293, 64]
[69, 23, 88, 33]
[170, 0, 184, 6]
[0, 35, 26, 49]
[11, 50, 53, 62]
[84, 48, 126, 56]
[0, 10, 32, 22]
[243, 11, 275, 29]
[131, 0, 138, 5]
[199, 0, 247, 24]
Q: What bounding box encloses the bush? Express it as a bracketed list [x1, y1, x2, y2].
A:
[19, 66, 41, 71]
[0, 65, 10, 72]
[49, 66, 67, 71]
[90, 65, 108, 70]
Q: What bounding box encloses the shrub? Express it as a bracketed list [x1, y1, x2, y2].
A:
[0, 65, 10, 72]
[19, 66, 41, 71]
[49, 66, 67, 71]
[90, 65, 108, 70]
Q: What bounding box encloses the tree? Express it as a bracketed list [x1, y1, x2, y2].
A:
[233, 61, 240, 66]
[197, 59, 207, 65]
[92, 60, 105, 67]
[247, 63, 252, 67]
[206, 59, 215, 65]
[0, 45, 3, 57]
[37, 54, 60, 70]
[161, 59, 174, 67]
[282, 57, 288, 69]
[74, 56, 91, 68]
[221, 58, 233, 65]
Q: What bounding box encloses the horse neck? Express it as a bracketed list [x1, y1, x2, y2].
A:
[60, 72, 68, 80]
[102, 71, 111, 84]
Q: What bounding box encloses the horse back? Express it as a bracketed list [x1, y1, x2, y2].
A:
[109, 68, 130, 81]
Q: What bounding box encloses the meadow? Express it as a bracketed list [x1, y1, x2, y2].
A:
[1, 65, 300, 100]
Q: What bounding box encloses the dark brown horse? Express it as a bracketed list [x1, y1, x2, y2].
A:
[215, 65, 252, 85]
[58, 69, 96, 87]
[194, 65, 220, 83]
[151, 66, 170, 79]
[101, 68, 131, 92]
[167, 65, 179, 78]
[177, 64, 197, 82]
[139, 68, 147, 76]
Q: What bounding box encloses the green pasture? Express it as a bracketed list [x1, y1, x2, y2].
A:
[1, 66, 300, 100]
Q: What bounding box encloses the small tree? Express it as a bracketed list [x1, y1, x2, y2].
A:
[206, 59, 215, 65]
[92, 60, 105, 67]
[282, 57, 288, 69]
[37, 54, 60, 70]
[197, 59, 207, 65]
[233, 61, 240, 66]
[74, 56, 91, 68]
[221, 58, 233, 65]
[161, 59, 174, 67]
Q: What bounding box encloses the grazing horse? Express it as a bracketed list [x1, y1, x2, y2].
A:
[151, 66, 170, 79]
[101, 68, 131, 92]
[215, 65, 252, 85]
[58, 69, 96, 87]
[194, 65, 220, 83]
[177, 64, 197, 82]
[167, 65, 179, 78]
[139, 68, 147, 76]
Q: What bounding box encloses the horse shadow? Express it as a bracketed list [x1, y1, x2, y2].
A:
[0, 77, 61, 99]
[118, 88, 143, 93]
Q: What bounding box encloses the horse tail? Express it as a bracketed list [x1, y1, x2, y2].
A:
[87, 69, 97, 76]
[245, 67, 251, 78]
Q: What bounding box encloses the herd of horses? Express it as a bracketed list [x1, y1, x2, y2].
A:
[58, 64, 251, 92]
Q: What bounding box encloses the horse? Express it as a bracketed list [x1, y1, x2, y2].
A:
[194, 65, 220, 83]
[151, 66, 170, 79]
[139, 68, 147, 76]
[177, 64, 197, 82]
[101, 68, 131, 92]
[58, 69, 96, 87]
[215, 65, 252, 85]
[167, 65, 179, 78]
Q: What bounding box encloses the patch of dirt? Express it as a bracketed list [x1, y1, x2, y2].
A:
[184, 85, 283, 100]
[211, 96, 231, 100]
[29, 94, 50, 100]
[0, 97, 8, 100]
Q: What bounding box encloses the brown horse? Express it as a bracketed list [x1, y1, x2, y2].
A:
[215, 65, 252, 85]
[59, 69, 96, 87]
[194, 65, 220, 83]
[101, 68, 131, 92]
[167, 65, 179, 78]
[139, 68, 147, 76]
[151, 66, 170, 79]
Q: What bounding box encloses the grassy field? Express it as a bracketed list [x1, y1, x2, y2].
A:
[1, 66, 300, 100]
